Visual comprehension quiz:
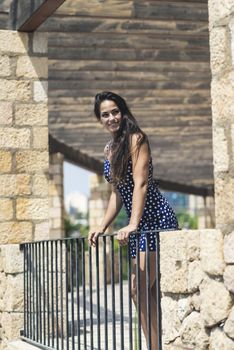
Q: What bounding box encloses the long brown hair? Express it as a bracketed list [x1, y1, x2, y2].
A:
[94, 91, 149, 184]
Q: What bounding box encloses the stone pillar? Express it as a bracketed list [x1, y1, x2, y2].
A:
[89, 174, 111, 230]
[0, 30, 49, 348]
[208, 0, 234, 234]
[49, 153, 65, 239]
[89, 174, 117, 284]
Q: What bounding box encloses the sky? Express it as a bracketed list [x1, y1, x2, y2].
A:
[63, 161, 94, 199]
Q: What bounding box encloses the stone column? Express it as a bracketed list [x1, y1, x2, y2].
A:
[208, 1, 234, 347]
[0, 30, 49, 348]
[49, 152, 65, 239]
[89, 174, 117, 284]
[208, 0, 234, 234]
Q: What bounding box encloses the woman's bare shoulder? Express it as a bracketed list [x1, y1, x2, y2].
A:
[104, 140, 112, 158]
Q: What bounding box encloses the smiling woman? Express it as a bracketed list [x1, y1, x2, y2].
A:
[88, 91, 179, 349]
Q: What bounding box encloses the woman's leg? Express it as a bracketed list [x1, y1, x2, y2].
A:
[131, 252, 158, 349]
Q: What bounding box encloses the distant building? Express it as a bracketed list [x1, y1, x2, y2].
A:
[65, 192, 88, 225]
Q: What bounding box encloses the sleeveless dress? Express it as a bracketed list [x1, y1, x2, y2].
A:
[104, 154, 179, 258]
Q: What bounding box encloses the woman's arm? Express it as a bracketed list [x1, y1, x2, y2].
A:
[88, 186, 123, 246]
[117, 134, 150, 245]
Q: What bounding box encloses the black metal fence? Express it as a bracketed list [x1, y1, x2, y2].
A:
[20, 230, 163, 350]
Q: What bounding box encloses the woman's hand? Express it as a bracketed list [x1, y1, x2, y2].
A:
[117, 224, 138, 246]
[88, 227, 105, 247]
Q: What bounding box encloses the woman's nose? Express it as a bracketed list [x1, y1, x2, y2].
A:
[109, 113, 115, 121]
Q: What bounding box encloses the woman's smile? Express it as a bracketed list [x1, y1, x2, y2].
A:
[100, 100, 122, 135]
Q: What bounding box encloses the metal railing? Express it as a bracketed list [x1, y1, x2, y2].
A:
[20, 230, 165, 350]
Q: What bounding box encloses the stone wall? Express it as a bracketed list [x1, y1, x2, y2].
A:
[0, 245, 24, 349]
[0, 29, 49, 348]
[160, 229, 234, 350]
[89, 174, 118, 284]
[208, 0, 234, 234]
[160, 1, 234, 347]
[49, 153, 65, 239]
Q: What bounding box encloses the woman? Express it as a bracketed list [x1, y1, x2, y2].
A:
[88, 91, 179, 348]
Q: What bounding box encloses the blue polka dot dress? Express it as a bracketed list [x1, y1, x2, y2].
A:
[104, 156, 179, 258]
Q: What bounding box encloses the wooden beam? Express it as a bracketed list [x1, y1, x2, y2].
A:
[157, 179, 214, 197]
[49, 134, 213, 196]
[10, 0, 65, 32]
[49, 134, 103, 175]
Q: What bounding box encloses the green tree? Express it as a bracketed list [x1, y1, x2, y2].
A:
[176, 211, 198, 229]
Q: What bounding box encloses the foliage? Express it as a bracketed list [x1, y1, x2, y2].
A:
[64, 210, 89, 238]
[113, 207, 129, 231]
[176, 210, 198, 229]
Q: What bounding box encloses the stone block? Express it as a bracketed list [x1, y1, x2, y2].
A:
[188, 261, 205, 293]
[32, 126, 48, 149]
[232, 124, 234, 160]
[200, 276, 232, 327]
[32, 32, 48, 53]
[0, 221, 32, 244]
[32, 174, 48, 196]
[52, 218, 62, 229]
[161, 296, 181, 344]
[16, 150, 48, 173]
[34, 221, 50, 240]
[200, 229, 225, 275]
[160, 231, 188, 293]
[224, 306, 234, 339]
[215, 176, 234, 228]
[209, 26, 230, 75]
[0, 246, 5, 272]
[49, 183, 60, 196]
[0, 102, 12, 125]
[50, 207, 62, 219]
[53, 175, 62, 185]
[213, 127, 229, 172]
[16, 198, 49, 220]
[0, 312, 24, 339]
[0, 199, 13, 221]
[177, 296, 193, 322]
[0, 150, 12, 173]
[4, 245, 23, 274]
[224, 231, 234, 263]
[3, 274, 24, 312]
[210, 327, 234, 350]
[0, 128, 30, 149]
[16, 56, 48, 79]
[33, 81, 48, 102]
[0, 55, 11, 77]
[208, 0, 234, 27]
[15, 103, 48, 126]
[0, 174, 31, 196]
[211, 75, 234, 125]
[52, 197, 62, 208]
[0, 30, 28, 54]
[0, 80, 31, 101]
[180, 311, 209, 350]
[230, 20, 234, 67]
[50, 164, 62, 175]
[190, 292, 201, 312]
[224, 265, 234, 293]
[186, 230, 200, 261]
[0, 274, 6, 312]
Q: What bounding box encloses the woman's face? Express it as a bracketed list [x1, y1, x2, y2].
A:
[99, 100, 122, 135]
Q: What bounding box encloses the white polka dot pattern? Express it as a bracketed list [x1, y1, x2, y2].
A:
[104, 158, 179, 258]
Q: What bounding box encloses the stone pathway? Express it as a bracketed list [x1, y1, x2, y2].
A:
[67, 281, 148, 349]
